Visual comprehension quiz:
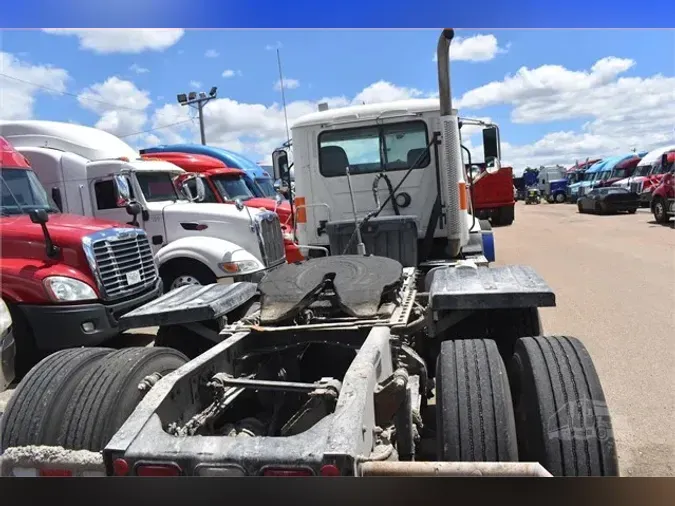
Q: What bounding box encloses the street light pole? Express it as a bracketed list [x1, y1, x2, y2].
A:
[176, 86, 217, 145]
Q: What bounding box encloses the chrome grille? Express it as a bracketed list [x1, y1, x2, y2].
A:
[630, 181, 642, 194]
[256, 212, 286, 267]
[83, 229, 158, 301]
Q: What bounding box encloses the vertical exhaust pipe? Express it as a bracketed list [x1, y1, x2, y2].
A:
[437, 29, 455, 117]
[436, 29, 468, 258]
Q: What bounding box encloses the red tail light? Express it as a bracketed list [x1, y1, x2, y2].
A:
[39, 468, 73, 477]
[262, 467, 314, 477]
[136, 464, 182, 477]
[113, 458, 130, 476]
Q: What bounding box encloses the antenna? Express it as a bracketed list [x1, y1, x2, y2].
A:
[276, 49, 291, 151]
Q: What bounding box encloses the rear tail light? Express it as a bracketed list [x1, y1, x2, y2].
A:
[136, 464, 182, 477]
[39, 468, 73, 477]
[262, 467, 314, 476]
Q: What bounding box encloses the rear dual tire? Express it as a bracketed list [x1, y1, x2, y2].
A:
[1, 347, 188, 453]
[435, 335, 619, 476]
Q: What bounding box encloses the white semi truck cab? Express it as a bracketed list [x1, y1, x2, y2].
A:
[0, 121, 286, 291]
[272, 30, 501, 268]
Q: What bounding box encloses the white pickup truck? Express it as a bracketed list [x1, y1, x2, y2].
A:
[1, 120, 286, 291]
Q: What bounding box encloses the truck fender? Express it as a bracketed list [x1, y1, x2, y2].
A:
[155, 236, 264, 278]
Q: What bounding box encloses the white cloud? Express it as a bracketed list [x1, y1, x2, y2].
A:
[273, 78, 300, 91]
[42, 29, 185, 54]
[0, 52, 69, 120]
[129, 63, 149, 74]
[222, 69, 242, 78]
[77, 77, 151, 137]
[456, 57, 675, 168]
[265, 42, 283, 51]
[189, 80, 202, 89]
[433, 34, 507, 62]
[146, 81, 425, 163]
[354, 80, 424, 104]
[205, 49, 220, 58]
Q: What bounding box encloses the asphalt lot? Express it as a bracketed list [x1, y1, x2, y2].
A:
[1, 202, 673, 476]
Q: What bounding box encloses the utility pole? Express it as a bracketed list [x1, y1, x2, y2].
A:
[177, 86, 217, 145]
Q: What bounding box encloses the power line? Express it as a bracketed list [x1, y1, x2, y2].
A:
[0, 72, 146, 112]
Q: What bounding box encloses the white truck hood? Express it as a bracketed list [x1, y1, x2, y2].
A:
[149, 200, 266, 259]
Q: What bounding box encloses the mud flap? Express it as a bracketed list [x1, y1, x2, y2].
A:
[118, 282, 258, 331]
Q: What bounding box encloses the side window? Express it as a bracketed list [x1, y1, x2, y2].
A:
[94, 177, 134, 210]
[94, 180, 118, 210]
[318, 121, 429, 178]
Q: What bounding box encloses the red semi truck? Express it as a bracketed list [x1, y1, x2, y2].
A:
[0, 136, 162, 377]
[651, 152, 675, 224]
[140, 152, 303, 263]
[466, 163, 516, 226]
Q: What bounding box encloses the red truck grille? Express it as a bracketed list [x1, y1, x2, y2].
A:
[83, 229, 159, 301]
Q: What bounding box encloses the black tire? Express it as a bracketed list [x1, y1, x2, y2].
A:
[508, 336, 619, 476]
[57, 347, 189, 451]
[492, 206, 515, 227]
[436, 339, 518, 462]
[652, 197, 670, 223]
[627, 208, 637, 214]
[1, 348, 113, 451]
[577, 202, 584, 214]
[160, 259, 217, 293]
[155, 325, 213, 360]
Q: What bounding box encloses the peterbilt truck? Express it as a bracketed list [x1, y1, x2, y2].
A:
[0, 121, 287, 292]
[0, 29, 618, 479]
[0, 136, 162, 378]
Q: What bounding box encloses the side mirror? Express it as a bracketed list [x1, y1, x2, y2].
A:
[125, 201, 142, 227]
[113, 174, 131, 207]
[234, 198, 245, 212]
[272, 149, 289, 181]
[662, 153, 668, 168]
[29, 208, 49, 225]
[180, 176, 206, 203]
[482, 125, 501, 175]
[486, 158, 501, 175]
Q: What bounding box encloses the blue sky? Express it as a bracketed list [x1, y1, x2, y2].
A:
[1, 29, 674, 173]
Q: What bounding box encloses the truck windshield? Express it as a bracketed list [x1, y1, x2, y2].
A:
[0, 168, 59, 216]
[136, 171, 182, 202]
[255, 177, 276, 197]
[212, 175, 255, 201]
[633, 165, 651, 177]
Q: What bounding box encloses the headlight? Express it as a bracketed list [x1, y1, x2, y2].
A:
[43, 276, 98, 302]
[218, 260, 261, 275]
[0, 299, 12, 334]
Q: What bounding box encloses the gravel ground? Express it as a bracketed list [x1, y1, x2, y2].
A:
[1, 202, 673, 476]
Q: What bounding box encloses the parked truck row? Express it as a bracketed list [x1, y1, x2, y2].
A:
[1, 29, 618, 479]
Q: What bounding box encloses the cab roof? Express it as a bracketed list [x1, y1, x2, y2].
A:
[0, 136, 31, 169]
[291, 98, 456, 129]
[639, 144, 675, 167]
[141, 144, 271, 179]
[141, 152, 245, 176]
[0, 120, 138, 162]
